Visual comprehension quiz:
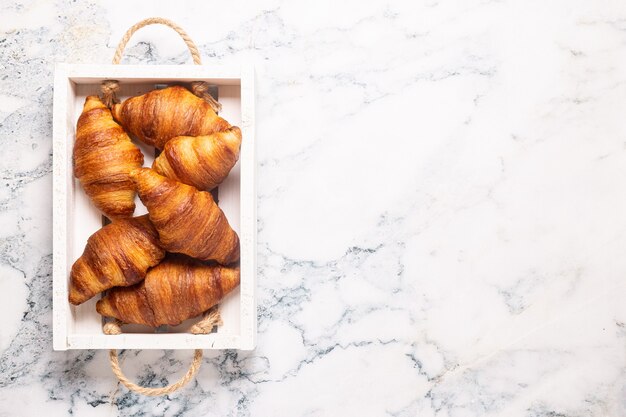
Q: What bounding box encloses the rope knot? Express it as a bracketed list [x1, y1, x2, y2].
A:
[97, 17, 224, 397]
[190, 81, 222, 113]
[190, 309, 223, 334]
[103, 319, 123, 335]
[102, 308, 220, 395]
[100, 80, 120, 109]
[190, 81, 208, 94]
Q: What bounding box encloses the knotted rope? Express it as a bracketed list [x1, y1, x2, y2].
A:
[100, 17, 221, 112]
[99, 17, 224, 397]
[103, 309, 222, 396]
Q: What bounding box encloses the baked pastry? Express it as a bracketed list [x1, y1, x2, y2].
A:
[130, 168, 240, 264]
[152, 126, 242, 190]
[68, 215, 165, 305]
[96, 255, 240, 327]
[112, 85, 231, 149]
[73, 95, 143, 219]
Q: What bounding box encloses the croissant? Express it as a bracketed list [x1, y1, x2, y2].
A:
[96, 255, 240, 327]
[112, 86, 231, 149]
[68, 215, 165, 305]
[152, 126, 242, 191]
[130, 168, 240, 264]
[73, 96, 144, 219]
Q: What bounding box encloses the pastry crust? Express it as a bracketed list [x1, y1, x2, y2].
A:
[73, 96, 143, 219]
[96, 255, 240, 327]
[69, 215, 165, 305]
[130, 168, 240, 264]
[152, 126, 242, 191]
[112, 85, 231, 149]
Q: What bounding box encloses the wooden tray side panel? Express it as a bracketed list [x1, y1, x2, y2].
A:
[239, 66, 257, 350]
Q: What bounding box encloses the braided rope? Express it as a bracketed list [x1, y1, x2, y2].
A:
[103, 309, 222, 396]
[100, 18, 224, 396]
[108, 349, 203, 397]
[112, 17, 203, 65]
[100, 17, 221, 112]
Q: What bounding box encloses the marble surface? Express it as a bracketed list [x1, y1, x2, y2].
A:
[1, 0, 626, 415]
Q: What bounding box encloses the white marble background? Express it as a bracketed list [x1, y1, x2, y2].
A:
[1, 0, 625, 415]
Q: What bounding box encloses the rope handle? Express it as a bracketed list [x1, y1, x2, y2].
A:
[112, 17, 203, 65]
[100, 17, 221, 112]
[103, 309, 223, 396]
[100, 17, 224, 397]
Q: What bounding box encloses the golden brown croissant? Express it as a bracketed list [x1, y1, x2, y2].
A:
[130, 168, 240, 264]
[96, 255, 240, 327]
[152, 126, 242, 191]
[73, 96, 144, 219]
[112, 86, 231, 149]
[68, 215, 165, 305]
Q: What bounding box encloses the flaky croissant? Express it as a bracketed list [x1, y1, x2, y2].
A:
[130, 168, 240, 264]
[73, 96, 144, 219]
[112, 86, 231, 149]
[152, 126, 242, 191]
[96, 255, 240, 327]
[69, 215, 165, 305]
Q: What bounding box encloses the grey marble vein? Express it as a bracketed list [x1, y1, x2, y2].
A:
[1, 0, 626, 416]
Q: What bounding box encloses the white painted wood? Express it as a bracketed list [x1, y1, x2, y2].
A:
[52, 64, 256, 350]
[52, 66, 71, 351]
[210, 84, 242, 338]
[239, 65, 257, 350]
[67, 334, 241, 350]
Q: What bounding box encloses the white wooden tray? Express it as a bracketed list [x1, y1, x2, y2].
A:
[52, 64, 256, 350]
